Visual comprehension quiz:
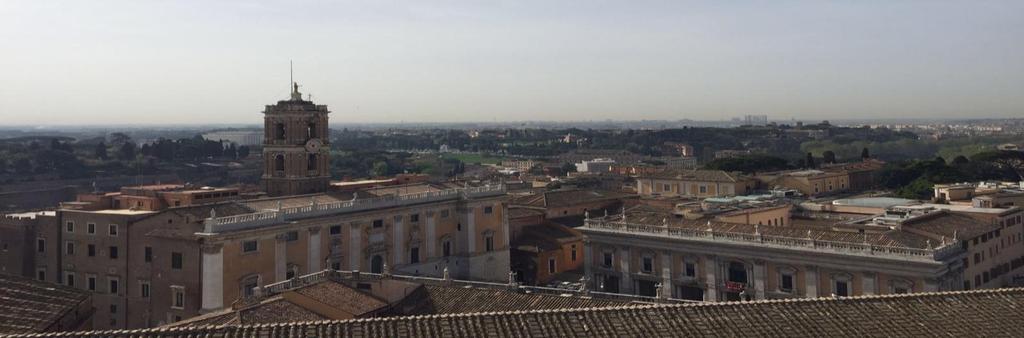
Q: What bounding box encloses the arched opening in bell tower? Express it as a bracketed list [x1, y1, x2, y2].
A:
[274, 123, 286, 140]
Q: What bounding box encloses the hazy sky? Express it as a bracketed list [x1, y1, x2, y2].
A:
[1, 1, 1022, 125]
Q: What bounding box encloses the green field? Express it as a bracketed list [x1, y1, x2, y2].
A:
[440, 153, 506, 165]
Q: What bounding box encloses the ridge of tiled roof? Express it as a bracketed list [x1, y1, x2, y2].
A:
[12, 288, 1024, 337]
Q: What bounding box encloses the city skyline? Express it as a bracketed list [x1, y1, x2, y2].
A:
[2, 1, 1023, 124]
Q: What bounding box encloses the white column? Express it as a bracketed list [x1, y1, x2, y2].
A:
[805, 266, 819, 298]
[862, 272, 876, 295]
[426, 214, 436, 257]
[349, 223, 361, 270]
[753, 260, 766, 300]
[201, 244, 224, 311]
[275, 235, 286, 282]
[308, 227, 321, 272]
[704, 255, 718, 301]
[619, 247, 632, 294]
[466, 207, 477, 253]
[393, 216, 404, 265]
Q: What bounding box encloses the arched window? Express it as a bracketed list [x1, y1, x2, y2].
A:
[307, 122, 317, 139]
[274, 154, 285, 171]
[274, 123, 286, 140]
[370, 255, 384, 274]
[307, 153, 317, 171]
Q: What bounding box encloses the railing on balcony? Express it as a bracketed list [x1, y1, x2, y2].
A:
[203, 184, 505, 233]
[583, 219, 962, 262]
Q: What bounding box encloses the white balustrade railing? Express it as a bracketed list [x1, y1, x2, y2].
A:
[584, 219, 961, 262]
[203, 185, 505, 233]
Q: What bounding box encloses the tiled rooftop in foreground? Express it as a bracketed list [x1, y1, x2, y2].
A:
[0, 273, 92, 335]
[6, 288, 1024, 337]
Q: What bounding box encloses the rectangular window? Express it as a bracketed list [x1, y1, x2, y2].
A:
[663, 184, 671, 191]
[88, 244, 96, 257]
[410, 247, 420, 263]
[110, 304, 117, 314]
[603, 252, 613, 267]
[835, 281, 849, 297]
[65, 241, 75, 255]
[108, 224, 118, 236]
[37, 238, 45, 253]
[109, 278, 119, 294]
[642, 256, 653, 273]
[484, 206, 494, 214]
[242, 240, 258, 253]
[145, 247, 153, 262]
[65, 272, 75, 287]
[285, 231, 298, 242]
[109, 246, 119, 259]
[37, 269, 46, 281]
[141, 281, 151, 298]
[485, 236, 494, 252]
[87, 223, 96, 235]
[66, 221, 75, 233]
[410, 214, 420, 223]
[440, 210, 450, 218]
[87, 275, 97, 291]
[372, 219, 384, 228]
[329, 225, 342, 235]
[171, 286, 185, 309]
[781, 274, 794, 292]
[571, 245, 577, 262]
[684, 262, 696, 277]
[548, 258, 556, 274]
[171, 252, 183, 270]
[443, 241, 452, 257]
[699, 186, 708, 193]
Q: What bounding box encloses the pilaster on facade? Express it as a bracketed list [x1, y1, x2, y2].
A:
[619, 246, 632, 294]
[752, 260, 766, 300]
[660, 251, 672, 298]
[393, 216, 404, 266]
[274, 233, 288, 282]
[583, 240, 594, 281]
[862, 272, 877, 295]
[349, 223, 362, 271]
[200, 243, 224, 312]
[805, 265, 819, 298]
[425, 214, 437, 257]
[704, 255, 718, 301]
[307, 226, 321, 272]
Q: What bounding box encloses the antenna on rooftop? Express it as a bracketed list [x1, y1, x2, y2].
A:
[290, 60, 293, 94]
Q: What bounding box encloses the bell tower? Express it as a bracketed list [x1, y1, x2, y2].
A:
[260, 82, 331, 197]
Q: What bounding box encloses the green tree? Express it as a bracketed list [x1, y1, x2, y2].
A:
[94, 142, 108, 160]
[952, 155, 969, 165]
[238, 146, 251, 158]
[560, 162, 577, 175]
[371, 161, 390, 177]
[118, 142, 137, 160]
[861, 147, 870, 159]
[971, 151, 1024, 180]
[805, 152, 816, 169]
[822, 150, 836, 164]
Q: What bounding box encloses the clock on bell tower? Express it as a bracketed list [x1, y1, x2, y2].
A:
[260, 82, 331, 197]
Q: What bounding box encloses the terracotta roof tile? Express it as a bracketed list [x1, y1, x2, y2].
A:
[0, 273, 90, 335]
[18, 288, 1024, 337]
